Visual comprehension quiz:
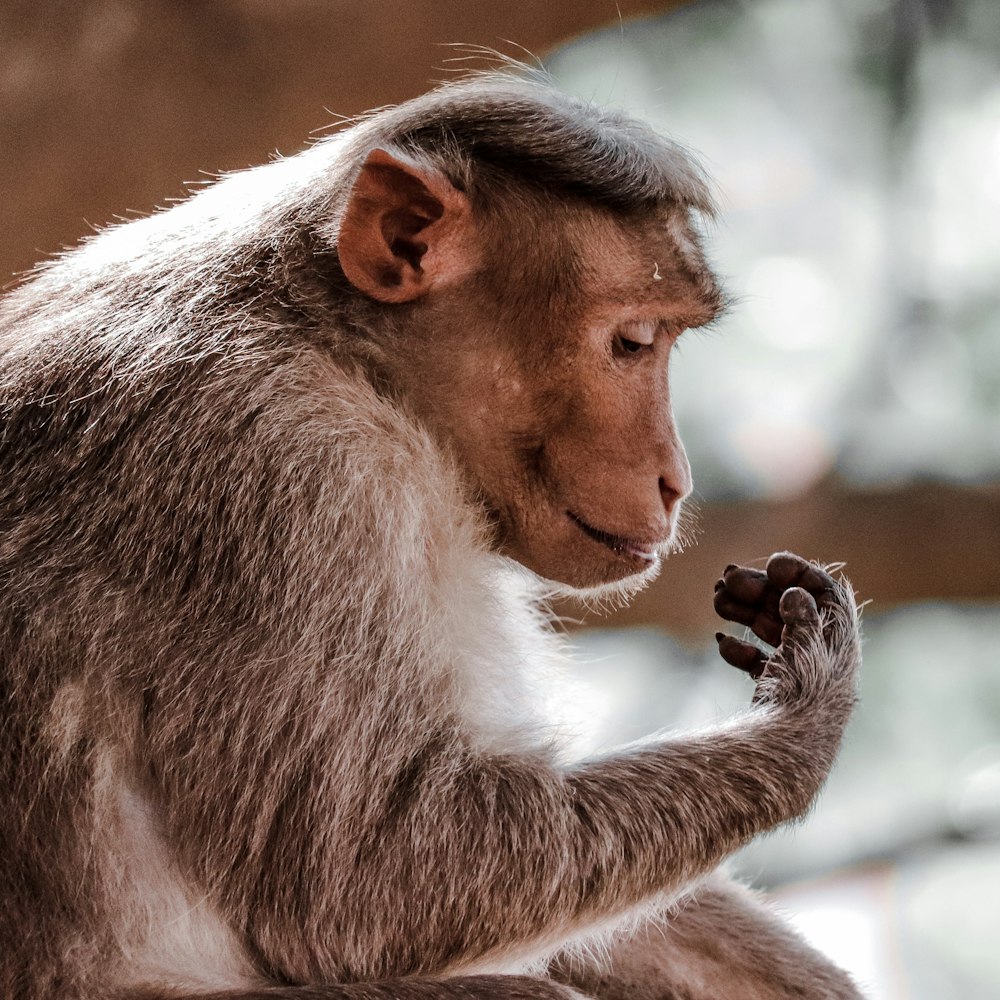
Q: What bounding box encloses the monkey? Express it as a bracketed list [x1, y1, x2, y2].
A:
[0, 70, 864, 1000]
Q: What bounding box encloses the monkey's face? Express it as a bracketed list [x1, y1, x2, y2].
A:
[475, 328, 693, 594]
[482, 232, 717, 592]
[337, 151, 723, 593]
[399, 210, 720, 594]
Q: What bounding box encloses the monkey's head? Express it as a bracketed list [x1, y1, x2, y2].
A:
[335, 80, 725, 595]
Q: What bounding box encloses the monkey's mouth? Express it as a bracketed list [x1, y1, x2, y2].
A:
[567, 511, 662, 563]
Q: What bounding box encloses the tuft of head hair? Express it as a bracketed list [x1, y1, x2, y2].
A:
[345, 69, 717, 218]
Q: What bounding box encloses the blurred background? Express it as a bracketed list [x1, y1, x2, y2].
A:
[2, 1, 998, 996]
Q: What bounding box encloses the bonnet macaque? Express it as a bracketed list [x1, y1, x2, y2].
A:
[0, 72, 863, 999]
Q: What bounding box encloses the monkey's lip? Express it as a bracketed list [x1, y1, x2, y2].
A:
[567, 511, 663, 563]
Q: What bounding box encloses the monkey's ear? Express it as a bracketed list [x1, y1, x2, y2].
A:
[337, 148, 473, 303]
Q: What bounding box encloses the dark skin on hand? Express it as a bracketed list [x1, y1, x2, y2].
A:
[715, 551, 840, 682]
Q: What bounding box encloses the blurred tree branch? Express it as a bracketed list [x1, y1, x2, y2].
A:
[563, 481, 1000, 637]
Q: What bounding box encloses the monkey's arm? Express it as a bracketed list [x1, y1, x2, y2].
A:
[168, 534, 859, 984]
[549, 872, 865, 1000]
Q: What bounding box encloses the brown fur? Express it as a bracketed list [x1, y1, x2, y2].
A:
[0, 71, 863, 999]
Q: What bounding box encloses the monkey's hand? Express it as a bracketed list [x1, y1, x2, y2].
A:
[713, 552, 850, 684]
[713, 551, 861, 812]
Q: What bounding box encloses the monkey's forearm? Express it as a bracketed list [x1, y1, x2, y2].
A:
[270, 712, 844, 979]
[375, 595, 856, 956]
[216, 586, 858, 982]
[565, 706, 843, 908]
[566, 597, 860, 917]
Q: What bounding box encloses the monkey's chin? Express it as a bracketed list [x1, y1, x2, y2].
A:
[492, 507, 672, 597]
[556, 511, 671, 595]
[555, 556, 663, 604]
[510, 541, 665, 600]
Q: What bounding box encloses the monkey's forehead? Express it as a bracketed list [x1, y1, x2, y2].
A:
[574, 215, 727, 330]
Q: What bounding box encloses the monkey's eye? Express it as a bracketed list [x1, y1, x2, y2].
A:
[612, 328, 655, 360]
[613, 336, 646, 355]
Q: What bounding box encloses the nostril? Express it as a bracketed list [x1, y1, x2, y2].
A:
[659, 476, 681, 514]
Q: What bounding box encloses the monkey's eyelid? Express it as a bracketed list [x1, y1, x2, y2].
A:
[612, 333, 654, 358]
[617, 319, 656, 346]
